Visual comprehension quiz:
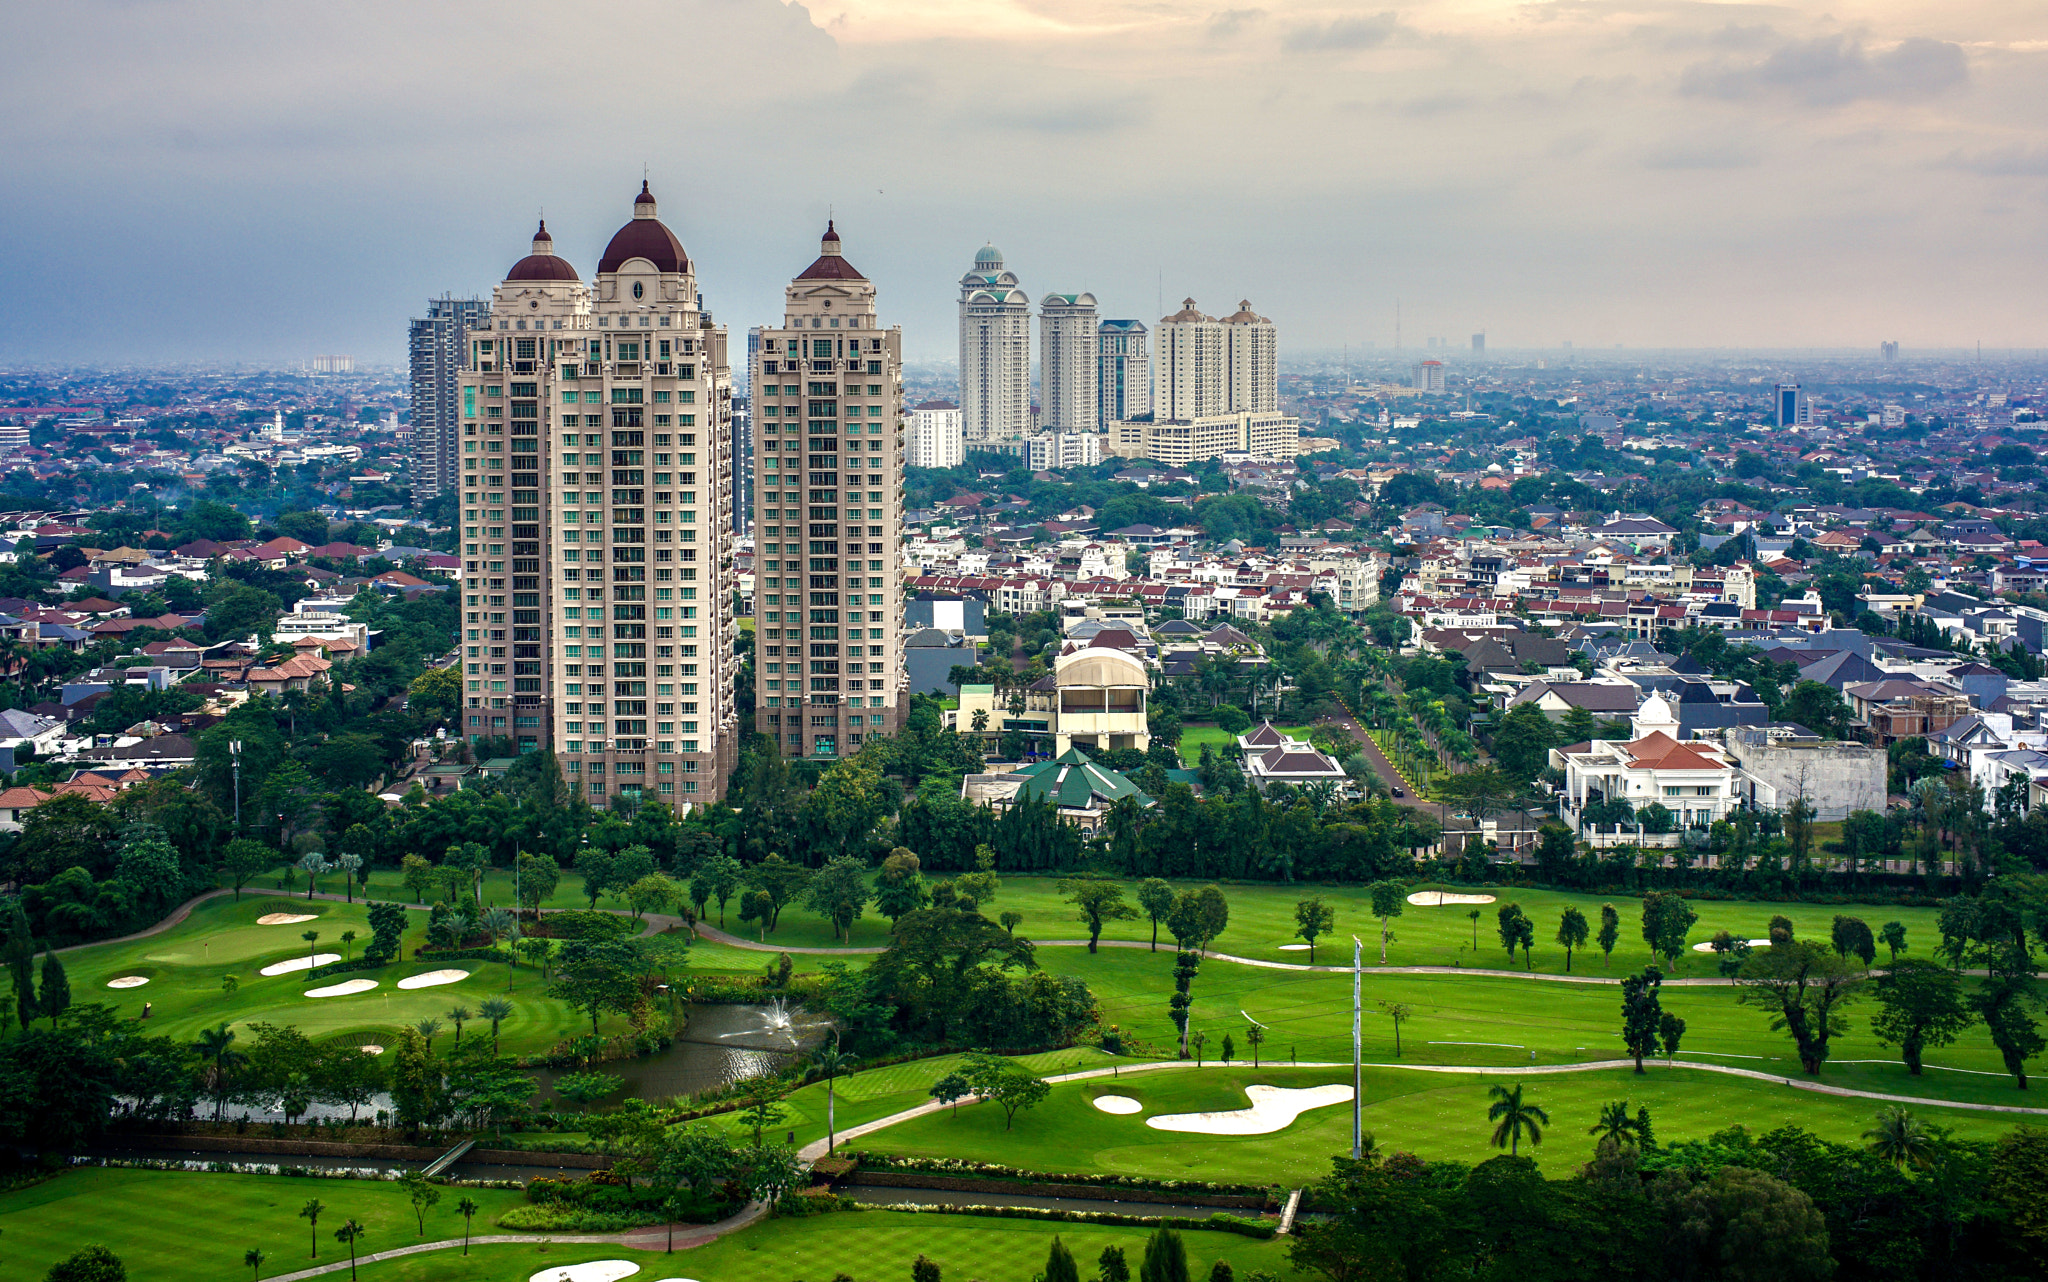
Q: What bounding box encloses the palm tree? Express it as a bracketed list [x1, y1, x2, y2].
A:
[811, 1039, 860, 1155]
[333, 1219, 365, 1280]
[478, 998, 514, 1057]
[298, 1198, 325, 1259]
[1864, 1106, 1938, 1171]
[456, 1196, 479, 1254]
[244, 1248, 264, 1281]
[301, 929, 320, 969]
[339, 930, 356, 962]
[197, 1023, 241, 1120]
[1486, 1084, 1550, 1157]
[1589, 1100, 1635, 1151]
[415, 1018, 441, 1046]
[447, 1005, 472, 1044]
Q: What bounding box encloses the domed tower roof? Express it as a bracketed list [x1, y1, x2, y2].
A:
[506, 219, 580, 282]
[974, 244, 1003, 267]
[1164, 297, 1212, 324]
[797, 219, 867, 281]
[1223, 299, 1268, 324]
[597, 180, 690, 274]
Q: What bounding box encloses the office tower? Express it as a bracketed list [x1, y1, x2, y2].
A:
[455, 186, 739, 809]
[1881, 341, 1899, 360]
[1096, 319, 1149, 424]
[908, 400, 964, 469]
[751, 223, 905, 761]
[1411, 359, 1446, 393]
[957, 245, 1030, 443]
[409, 294, 487, 503]
[1222, 300, 1277, 413]
[1154, 298, 1224, 419]
[1471, 333, 1486, 356]
[1038, 292, 1099, 433]
[1775, 382, 1804, 428]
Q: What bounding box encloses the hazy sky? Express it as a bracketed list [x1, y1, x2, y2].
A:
[2, 0, 2042, 366]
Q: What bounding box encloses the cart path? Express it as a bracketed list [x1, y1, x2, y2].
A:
[265, 1198, 769, 1282]
[804, 1054, 2048, 1162]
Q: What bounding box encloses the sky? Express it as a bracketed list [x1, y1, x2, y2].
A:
[1, 0, 2043, 366]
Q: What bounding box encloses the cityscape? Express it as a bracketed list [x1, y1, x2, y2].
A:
[1, 2, 2047, 1281]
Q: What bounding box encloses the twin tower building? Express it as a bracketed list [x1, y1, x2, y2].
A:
[452, 184, 903, 807]
[957, 247, 1287, 468]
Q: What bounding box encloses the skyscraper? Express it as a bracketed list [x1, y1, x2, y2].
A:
[1411, 359, 1446, 392]
[1038, 292, 1099, 433]
[1111, 298, 1295, 463]
[751, 223, 905, 762]
[1154, 298, 1224, 419]
[1096, 319, 1149, 424]
[1775, 382, 1805, 428]
[908, 400, 965, 469]
[454, 185, 739, 808]
[1221, 300, 1277, 413]
[409, 294, 487, 504]
[957, 245, 1030, 443]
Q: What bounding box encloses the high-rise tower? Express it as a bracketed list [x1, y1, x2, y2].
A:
[1222, 300, 1278, 413]
[454, 185, 739, 808]
[1038, 293, 1099, 434]
[1096, 319, 1149, 425]
[957, 245, 1030, 443]
[750, 223, 905, 761]
[409, 294, 487, 504]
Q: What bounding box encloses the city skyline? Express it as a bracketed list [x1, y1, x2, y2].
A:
[5, 1, 2045, 366]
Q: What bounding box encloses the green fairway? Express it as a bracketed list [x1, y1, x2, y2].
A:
[0, 1167, 526, 1281]
[859, 1062, 2022, 1185]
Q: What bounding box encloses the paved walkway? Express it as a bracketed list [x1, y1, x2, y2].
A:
[266, 1199, 769, 1281]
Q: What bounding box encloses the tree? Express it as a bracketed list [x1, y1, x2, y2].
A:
[1059, 873, 1137, 952]
[1245, 1022, 1265, 1066]
[1097, 1246, 1128, 1282]
[1666, 1166, 1832, 1282]
[476, 997, 514, 1056]
[1620, 965, 1666, 1074]
[399, 1169, 441, 1236]
[1293, 895, 1336, 964]
[1863, 1106, 1939, 1171]
[694, 854, 744, 926]
[1596, 903, 1620, 968]
[739, 1089, 789, 1145]
[333, 1220, 365, 1281]
[244, 1248, 264, 1281]
[1485, 1083, 1549, 1156]
[388, 1027, 441, 1133]
[39, 949, 69, 1027]
[1495, 903, 1534, 970]
[625, 872, 677, 921]
[1046, 1235, 1081, 1282]
[1879, 920, 1908, 962]
[965, 1053, 1050, 1129]
[1377, 1000, 1414, 1056]
[400, 853, 435, 905]
[1367, 881, 1404, 964]
[1735, 939, 1865, 1074]
[302, 929, 321, 970]
[929, 1070, 972, 1116]
[554, 1071, 623, 1110]
[1639, 891, 1698, 970]
[298, 1198, 325, 1259]
[739, 889, 774, 941]
[915, 1256, 943, 1282]
[408, 665, 462, 724]
[1831, 914, 1877, 967]
[745, 852, 814, 930]
[1971, 947, 2044, 1090]
[1871, 959, 1973, 1076]
[549, 938, 644, 1034]
[1556, 907, 1589, 973]
[874, 848, 931, 929]
[1588, 1100, 1649, 1152]
[43, 1247, 126, 1282]
[812, 1039, 859, 1155]
[804, 856, 874, 944]
[1491, 702, 1557, 782]
[221, 838, 278, 901]
[1139, 1227, 1190, 1282]
[516, 851, 561, 914]
[1137, 877, 1176, 952]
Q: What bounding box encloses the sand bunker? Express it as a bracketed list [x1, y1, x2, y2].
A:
[259, 954, 341, 976]
[257, 912, 319, 925]
[1145, 1083, 1354, 1136]
[1092, 1095, 1142, 1115]
[305, 978, 379, 998]
[397, 968, 470, 990]
[1277, 943, 1313, 951]
[359, 1045, 385, 1055]
[530, 1263, 641, 1282]
[1692, 937, 1774, 952]
[105, 976, 149, 989]
[1407, 891, 1496, 906]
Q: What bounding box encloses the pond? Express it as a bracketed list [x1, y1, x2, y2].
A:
[531, 999, 837, 1106]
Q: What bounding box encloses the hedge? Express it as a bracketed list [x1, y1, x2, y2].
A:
[843, 1154, 1277, 1199]
[827, 1201, 1278, 1239]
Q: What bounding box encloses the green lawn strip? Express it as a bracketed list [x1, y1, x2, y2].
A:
[1178, 724, 1312, 768]
[56, 895, 604, 1057]
[0, 1168, 525, 1282]
[858, 1063, 2019, 1186]
[1026, 948, 2029, 1106]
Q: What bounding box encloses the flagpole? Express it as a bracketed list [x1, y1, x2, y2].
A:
[1352, 934, 1363, 1159]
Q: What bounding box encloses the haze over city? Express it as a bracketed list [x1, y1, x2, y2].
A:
[4, 0, 2045, 363]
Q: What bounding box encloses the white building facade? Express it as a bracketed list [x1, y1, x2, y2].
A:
[1039, 292, 1100, 434]
[907, 399, 965, 469]
[958, 245, 1031, 444]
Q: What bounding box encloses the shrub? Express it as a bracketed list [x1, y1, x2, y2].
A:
[497, 1205, 663, 1232]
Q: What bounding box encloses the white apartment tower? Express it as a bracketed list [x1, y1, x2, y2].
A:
[1222, 300, 1278, 413]
[1038, 292, 1099, 434]
[958, 245, 1031, 443]
[1096, 319, 1150, 425]
[751, 223, 906, 762]
[908, 400, 965, 469]
[1153, 298, 1226, 419]
[454, 185, 739, 808]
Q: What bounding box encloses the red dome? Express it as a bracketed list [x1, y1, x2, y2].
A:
[598, 182, 689, 274]
[506, 219, 580, 281]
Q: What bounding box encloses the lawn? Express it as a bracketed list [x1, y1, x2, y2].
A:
[0, 1172, 1298, 1282]
[57, 895, 617, 1058]
[0, 1167, 526, 1282]
[1179, 723, 1311, 768]
[860, 1062, 2023, 1185]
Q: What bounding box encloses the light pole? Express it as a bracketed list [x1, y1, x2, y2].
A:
[1351, 934, 1363, 1160]
[230, 740, 242, 832]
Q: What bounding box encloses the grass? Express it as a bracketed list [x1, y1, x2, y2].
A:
[1179, 724, 1311, 768]
[860, 1062, 2022, 1185]
[0, 1173, 1298, 1282]
[0, 1167, 525, 1281]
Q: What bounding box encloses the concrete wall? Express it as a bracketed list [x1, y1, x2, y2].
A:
[1728, 739, 1886, 820]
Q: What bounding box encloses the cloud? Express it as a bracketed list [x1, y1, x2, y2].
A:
[978, 93, 1152, 134]
[1640, 138, 1761, 169]
[1206, 8, 1264, 40]
[1939, 147, 2048, 176]
[1283, 12, 1402, 53]
[1680, 34, 1968, 106]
